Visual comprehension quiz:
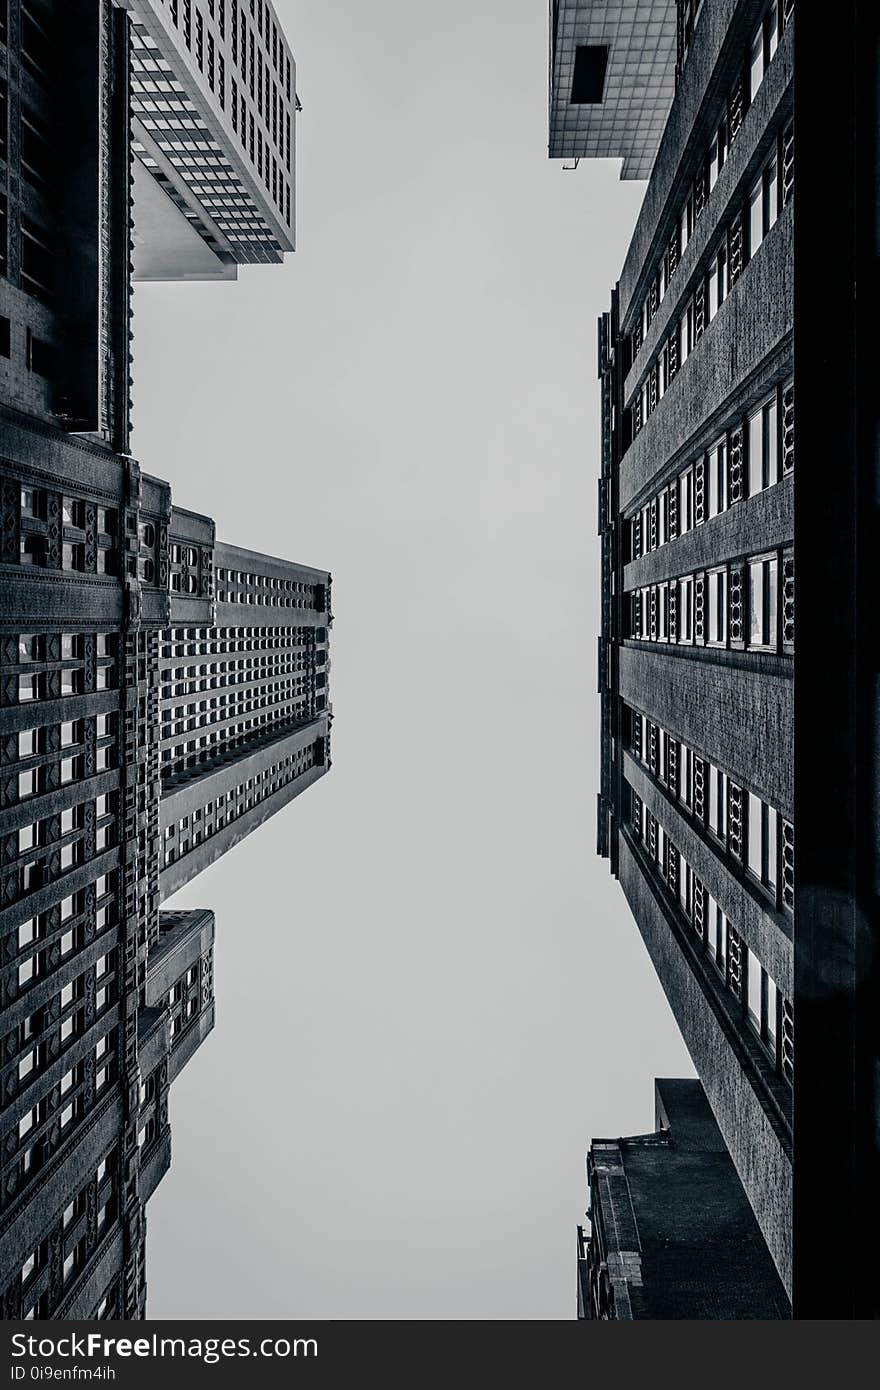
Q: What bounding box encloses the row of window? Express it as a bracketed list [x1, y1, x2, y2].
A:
[16, 487, 118, 572]
[160, 700, 318, 780]
[216, 568, 325, 610]
[629, 785, 794, 1085]
[626, 379, 793, 562]
[162, 740, 320, 864]
[16, 713, 114, 760]
[627, 546, 794, 653]
[630, 0, 794, 363]
[161, 673, 315, 719]
[161, 624, 329, 656]
[630, 130, 792, 444]
[625, 704, 794, 916]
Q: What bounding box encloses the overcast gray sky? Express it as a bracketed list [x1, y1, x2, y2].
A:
[132, 0, 693, 1320]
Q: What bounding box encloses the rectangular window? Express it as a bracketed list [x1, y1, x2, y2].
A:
[766, 396, 778, 485]
[766, 806, 778, 890]
[708, 260, 718, 321]
[766, 974, 778, 1046]
[747, 948, 762, 1029]
[707, 440, 726, 518]
[749, 175, 763, 257]
[708, 569, 727, 644]
[748, 407, 764, 495]
[749, 556, 778, 648]
[748, 792, 763, 878]
[749, 22, 765, 102]
[678, 577, 693, 643]
[766, 155, 779, 233]
[709, 767, 728, 840]
[679, 468, 693, 533]
[679, 744, 692, 807]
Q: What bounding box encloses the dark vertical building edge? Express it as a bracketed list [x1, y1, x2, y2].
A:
[791, 1, 880, 1319]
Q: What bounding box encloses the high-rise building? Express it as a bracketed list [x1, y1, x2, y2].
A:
[120, 0, 298, 281]
[0, 0, 329, 1319]
[551, 0, 880, 1316]
[577, 1079, 789, 1319]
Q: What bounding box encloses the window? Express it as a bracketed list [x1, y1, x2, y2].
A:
[679, 468, 693, 534]
[749, 174, 763, 256]
[749, 555, 778, 648]
[749, 154, 780, 261]
[748, 400, 780, 496]
[708, 568, 727, 644]
[749, 22, 765, 101]
[747, 948, 762, 1029]
[747, 793, 763, 879]
[709, 767, 728, 840]
[707, 440, 727, 518]
[766, 975, 778, 1048]
[748, 793, 778, 891]
[678, 577, 693, 643]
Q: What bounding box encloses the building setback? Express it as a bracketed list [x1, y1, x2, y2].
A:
[577, 1079, 790, 1319]
[551, 0, 880, 1316]
[0, 0, 330, 1319]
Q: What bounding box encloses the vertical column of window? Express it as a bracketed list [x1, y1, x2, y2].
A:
[781, 816, 794, 913]
[781, 549, 794, 651]
[629, 589, 642, 640]
[693, 456, 706, 527]
[781, 123, 794, 209]
[667, 576, 678, 643]
[727, 423, 744, 505]
[692, 571, 705, 643]
[727, 782, 745, 862]
[629, 786, 643, 838]
[781, 379, 794, 475]
[691, 872, 706, 944]
[726, 925, 743, 1001]
[665, 841, 679, 897]
[728, 562, 745, 646]
[693, 272, 706, 341]
[692, 754, 706, 824]
[728, 58, 745, 145]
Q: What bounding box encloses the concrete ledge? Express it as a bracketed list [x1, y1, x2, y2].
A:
[619, 644, 792, 816]
[624, 474, 792, 589]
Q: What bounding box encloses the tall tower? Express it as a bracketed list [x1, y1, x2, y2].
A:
[551, 0, 880, 1316]
[120, 0, 298, 280]
[0, 0, 329, 1320]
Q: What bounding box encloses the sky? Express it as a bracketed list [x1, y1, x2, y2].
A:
[131, 0, 693, 1321]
